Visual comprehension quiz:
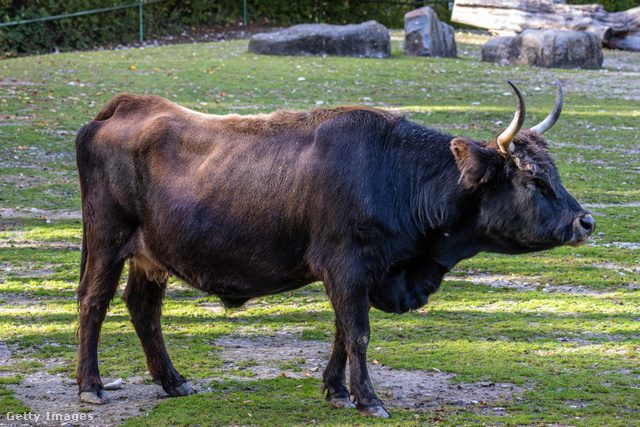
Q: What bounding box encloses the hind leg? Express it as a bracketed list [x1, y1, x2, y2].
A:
[122, 260, 195, 397]
[322, 321, 354, 409]
[76, 253, 124, 404]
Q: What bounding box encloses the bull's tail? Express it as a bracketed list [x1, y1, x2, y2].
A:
[75, 97, 126, 282]
[75, 94, 133, 282]
[75, 92, 149, 288]
[79, 220, 88, 285]
[75, 214, 87, 340]
[75, 108, 95, 286]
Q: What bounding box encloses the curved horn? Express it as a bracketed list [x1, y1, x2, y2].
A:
[496, 81, 526, 154]
[530, 80, 563, 135]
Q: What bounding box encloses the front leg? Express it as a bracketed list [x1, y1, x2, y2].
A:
[323, 277, 390, 418]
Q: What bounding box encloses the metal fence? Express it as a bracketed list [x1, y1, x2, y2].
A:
[0, 0, 167, 43]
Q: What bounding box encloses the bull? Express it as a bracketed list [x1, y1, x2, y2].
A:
[74, 80, 594, 417]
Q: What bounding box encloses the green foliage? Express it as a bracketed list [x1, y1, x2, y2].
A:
[0, 0, 435, 56]
[1, 1, 142, 54]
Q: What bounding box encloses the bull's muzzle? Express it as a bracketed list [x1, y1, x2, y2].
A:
[568, 214, 596, 246]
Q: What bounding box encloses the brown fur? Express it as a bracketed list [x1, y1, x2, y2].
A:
[94, 93, 397, 135]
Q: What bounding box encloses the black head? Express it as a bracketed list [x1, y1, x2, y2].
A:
[450, 81, 594, 254]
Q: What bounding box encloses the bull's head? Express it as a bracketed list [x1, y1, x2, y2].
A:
[450, 81, 595, 254]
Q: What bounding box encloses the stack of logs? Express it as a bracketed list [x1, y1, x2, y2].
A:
[452, 0, 640, 51]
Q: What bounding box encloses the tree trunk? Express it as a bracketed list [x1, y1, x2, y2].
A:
[451, 0, 640, 51]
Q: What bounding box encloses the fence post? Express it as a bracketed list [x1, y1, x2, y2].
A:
[139, 3, 143, 42]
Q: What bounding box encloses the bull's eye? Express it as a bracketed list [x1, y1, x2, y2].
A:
[529, 178, 557, 198]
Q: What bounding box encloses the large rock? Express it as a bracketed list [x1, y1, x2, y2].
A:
[248, 21, 390, 58]
[404, 7, 457, 57]
[482, 29, 602, 69]
[482, 36, 517, 65]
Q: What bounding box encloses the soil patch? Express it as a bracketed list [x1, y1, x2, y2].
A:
[2, 336, 526, 426]
[210, 336, 525, 412]
[582, 202, 640, 209]
[448, 274, 610, 294]
[2, 372, 162, 427]
[0, 208, 82, 220]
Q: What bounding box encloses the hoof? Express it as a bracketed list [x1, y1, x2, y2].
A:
[326, 395, 356, 409]
[166, 382, 196, 397]
[358, 405, 390, 418]
[79, 390, 110, 405]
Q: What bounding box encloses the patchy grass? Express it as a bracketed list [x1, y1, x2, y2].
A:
[0, 376, 29, 415]
[121, 377, 419, 427]
[0, 31, 639, 426]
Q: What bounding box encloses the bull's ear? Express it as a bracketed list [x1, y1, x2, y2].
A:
[450, 137, 501, 188]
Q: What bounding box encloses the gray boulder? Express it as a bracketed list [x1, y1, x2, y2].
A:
[248, 21, 390, 58]
[482, 29, 602, 69]
[482, 36, 517, 65]
[404, 7, 457, 57]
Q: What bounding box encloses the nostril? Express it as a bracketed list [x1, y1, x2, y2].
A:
[579, 215, 596, 235]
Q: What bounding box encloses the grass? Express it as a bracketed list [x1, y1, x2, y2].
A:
[0, 375, 29, 415]
[0, 30, 639, 426]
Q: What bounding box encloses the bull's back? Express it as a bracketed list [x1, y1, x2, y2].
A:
[78, 93, 397, 216]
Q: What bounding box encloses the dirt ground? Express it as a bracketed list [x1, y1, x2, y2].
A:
[0, 335, 525, 427]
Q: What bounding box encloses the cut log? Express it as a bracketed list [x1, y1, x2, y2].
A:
[451, 0, 640, 51]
